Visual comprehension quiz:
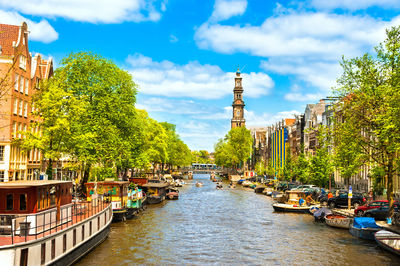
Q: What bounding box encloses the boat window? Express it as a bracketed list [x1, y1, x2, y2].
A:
[41, 243, 46, 265]
[82, 225, 85, 240]
[73, 229, 76, 246]
[46, 188, 50, 208]
[89, 221, 92, 235]
[20, 248, 28, 266]
[50, 186, 56, 206]
[19, 194, 27, 211]
[63, 234, 67, 253]
[6, 194, 13, 210]
[51, 239, 55, 260]
[41, 188, 45, 209]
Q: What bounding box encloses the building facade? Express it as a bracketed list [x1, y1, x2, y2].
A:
[0, 22, 53, 181]
[231, 69, 245, 129]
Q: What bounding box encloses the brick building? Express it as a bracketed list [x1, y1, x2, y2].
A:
[0, 22, 53, 181]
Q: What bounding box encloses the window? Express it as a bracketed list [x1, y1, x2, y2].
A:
[73, 229, 76, 246]
[24, 102, 28, 117]
[18, 123, 22, 138]
[63, 234, 67, 253]
[31, 102, 35, 113]
[89, 221, 92, 236]
[0, 146, 4, 161]
[0, 171, 4, 182]
[23, 124, 27, 138]
[81, 225, 85, 240]
[25, 79, 29, 95]
[19, 55, 27, 70]
[19, 194, 27, 211]
[20, 77, 24, 93]
[19, 100, 23, 116]
[51, 239, 55, 260]
[14, 74, 19, 91]
[20, 248, 28, 266]
[13, 99, 18, 115]
[98, 216, 100, 230]
[6, 194, 13, 210]
[41, 243, 46, 265]
[12, 122, 17, 137]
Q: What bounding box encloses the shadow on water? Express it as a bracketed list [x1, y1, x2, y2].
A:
[76, 175, 399, 265]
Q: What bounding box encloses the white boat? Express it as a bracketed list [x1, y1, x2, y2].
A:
[272, 203, 319, 213]
[375, 230, 400, 256]
[0, 180, 112, 266]
[325, 214, 353, 229]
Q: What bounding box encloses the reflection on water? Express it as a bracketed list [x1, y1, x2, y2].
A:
[77, 175, 399, 265]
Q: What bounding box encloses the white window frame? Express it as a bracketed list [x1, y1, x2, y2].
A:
[18, 123, 22, 138]
[19, 55, 27, 70]
[19, 76, 24, 93]
[24, 102, 28, 117]
[13, 99, 18, 115]
[19, 100, 23, 116]
[25, 78, 29, 95]
[14, 74, 19, 91]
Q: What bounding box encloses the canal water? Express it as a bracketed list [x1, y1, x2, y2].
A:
[77, 174, 399, 265]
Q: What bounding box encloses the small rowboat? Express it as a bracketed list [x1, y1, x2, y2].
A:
[195, 182, 203, 187]
[254, 186, 266, 193]
[375, 230, 400, 256]
[349, 217, 381, 240]
[325, 214, 352, 229]
[272, 203, 319, 213]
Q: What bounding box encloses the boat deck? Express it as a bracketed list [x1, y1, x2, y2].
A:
[0, 200, 110, 247]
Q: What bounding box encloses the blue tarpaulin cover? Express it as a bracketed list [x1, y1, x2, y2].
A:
[353, 217, 380, 229]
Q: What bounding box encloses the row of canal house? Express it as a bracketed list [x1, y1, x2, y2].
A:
[249, 99, 400, 196]
[0, 22, 76, 182]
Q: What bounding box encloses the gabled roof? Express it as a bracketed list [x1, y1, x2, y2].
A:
[0, 23, 19, 56]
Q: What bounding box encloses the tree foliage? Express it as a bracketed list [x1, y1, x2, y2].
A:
[333, 26, 400, 216]
[214, 127, 252, 169]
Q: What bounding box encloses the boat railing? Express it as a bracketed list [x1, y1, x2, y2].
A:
[0, 195, 109, 247]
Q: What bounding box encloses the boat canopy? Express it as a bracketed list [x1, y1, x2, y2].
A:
[353, 217, 380, 229]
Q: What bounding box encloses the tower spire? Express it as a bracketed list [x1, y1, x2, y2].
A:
[231, 68, 245, 129]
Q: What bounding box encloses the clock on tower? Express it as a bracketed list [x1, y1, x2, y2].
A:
[231, 68, 245, 129]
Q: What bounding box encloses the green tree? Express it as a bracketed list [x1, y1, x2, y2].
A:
[24, 52, 142, 184]
[214, 127, 252, 170]
[333, 26, 400, 216]
[293, 148, 310, 184]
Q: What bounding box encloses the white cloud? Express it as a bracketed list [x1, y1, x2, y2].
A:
[283, 85, 323, 102]
[310, 0, 400, 10]
[245, 108, 301, 127]
[0, 10, 58, 43]
[0, 0, 165, 23]
[260, 57, 342, 92]
[195, 12, 395, 59]
[127, 53, 274, 100]
[169, 34, 178, 43]
[210, 0, 247, 22]
[136, 97, 210, 115]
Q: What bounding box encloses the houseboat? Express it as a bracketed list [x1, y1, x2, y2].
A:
[0, 180, 112, 266]
[85, 181, 132, 221]
[141, 181, 169, 204]
[127, 186, 144, 212]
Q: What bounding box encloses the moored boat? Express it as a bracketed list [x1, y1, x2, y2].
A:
[312, 207, 332, 222]
[0, 180, 112, 266]
[166, 187, 179, 200]
[254, 186, 266, 194]
[272, 203, 317, 213]
[86, 181, 130, 221]
[325, 214, 352, 229]
[141, 181, 169, 204]
[375, 230, 400, 256]
[195, 182, 203, 187]
[349, 217, 381, 240]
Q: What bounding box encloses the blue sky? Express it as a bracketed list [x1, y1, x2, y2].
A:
[1, 0, 400, 151]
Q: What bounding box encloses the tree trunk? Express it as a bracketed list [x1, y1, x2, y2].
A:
[46, 158, 53, 180]
[387, 160, 395, 218]
[80, 164, 91, 195]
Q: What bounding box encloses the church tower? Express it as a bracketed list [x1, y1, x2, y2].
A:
[231, 68, 246, 129]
